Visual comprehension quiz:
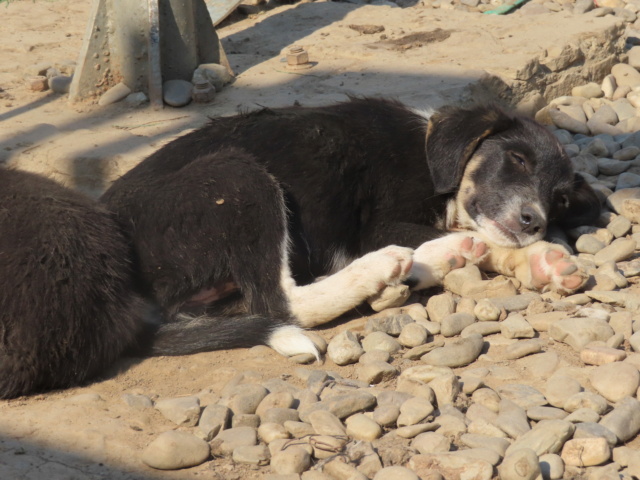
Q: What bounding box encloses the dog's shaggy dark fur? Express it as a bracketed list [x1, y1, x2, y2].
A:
[0, 169, 148, 398]
[0, 98, 601, 398]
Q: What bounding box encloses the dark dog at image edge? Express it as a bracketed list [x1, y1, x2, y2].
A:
[0, 98, 600, 398]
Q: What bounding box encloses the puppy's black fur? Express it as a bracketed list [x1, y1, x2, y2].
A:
[0, 98, 601, 398]
[0, 169, 147, 398]
[102, 98, 599, 353]
[0, 156, 296, 398]
[115, 147, 301, 356]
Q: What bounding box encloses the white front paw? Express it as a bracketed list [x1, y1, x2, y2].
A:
[410, 233, 489, 290]
[526, 242, 587, 294]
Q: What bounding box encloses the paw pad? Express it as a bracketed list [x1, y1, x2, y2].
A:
[530, 247, 587, 294]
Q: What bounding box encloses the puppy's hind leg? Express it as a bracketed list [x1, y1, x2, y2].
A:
[128, 148, 318, 359]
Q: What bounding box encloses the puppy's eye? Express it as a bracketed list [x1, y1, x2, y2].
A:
[509, 151, 527, 168]
[561, 194, 569, 208]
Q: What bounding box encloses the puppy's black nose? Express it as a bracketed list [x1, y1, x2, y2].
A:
[520, 205, 545, 235]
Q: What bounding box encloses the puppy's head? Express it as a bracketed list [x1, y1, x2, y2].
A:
[426, 104, 600, 248]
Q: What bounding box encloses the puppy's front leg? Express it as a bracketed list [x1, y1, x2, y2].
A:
[409, 233, 489, 290]
[479, 240, 588, 294]
[285, 246, 414, 328]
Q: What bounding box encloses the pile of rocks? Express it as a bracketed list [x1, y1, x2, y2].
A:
[159, 63, 234, 108]
[128, 272, 640, 480]
[104, 50, 640, 480]
[239, 0, 640, 24]
[539, 55, 640, 196]
[409, 0, 640, 22]
[123, 203, 640, 479]
[84, 43, 640, 480]
[539, 56, 640, 134]
[24, 61, 76, 95]
[25, 61, 234, 108]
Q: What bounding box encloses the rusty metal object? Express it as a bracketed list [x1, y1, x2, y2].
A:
[28, 76, 49, 92]
[286, 45, 313, 71]
[191, 81, 216, 103]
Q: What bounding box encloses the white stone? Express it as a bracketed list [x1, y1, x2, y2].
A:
[561, 438, 611, 466]
[602, 74, 617, 98]
[271, 446, 311, 474]
[549, 108, 590, 135]
[539, 453, 564, 480]
[549, 318, 614, 350]
[600, 397, 640, 442]
[612, 63, 640, 88]
[397, 396, 435, 426]
[142, 431, 210, 470]
[501, 313, 535, 339]
[398, 322, 428, 347]
[98, 82, 132, 106]
[589, 362, 640, 402]
[155, 396, 200, 426]
[373, 466, 420, 480]
[498, 448, 541, 480]
[505, 420, 575, 456]
[572, 82, 603, 99]
[345, 413, 382, 441]
[162, 79, 193, 107]
[327, 330, 364, 365]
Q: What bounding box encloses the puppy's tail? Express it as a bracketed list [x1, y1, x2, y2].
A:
[141, 313, 319, 359]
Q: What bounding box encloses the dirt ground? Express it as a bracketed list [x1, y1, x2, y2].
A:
[0, 0, 631, 478]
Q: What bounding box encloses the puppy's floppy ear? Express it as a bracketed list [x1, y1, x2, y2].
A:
[560, 173, 602, 228]
[425, 104, 516, 195]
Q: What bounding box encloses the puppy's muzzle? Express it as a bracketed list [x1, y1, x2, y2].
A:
[519, 205, 545, 237]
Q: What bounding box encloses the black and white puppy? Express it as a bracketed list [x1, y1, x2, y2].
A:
[101, 98, 599, 358]
[0, 98, 599, 398]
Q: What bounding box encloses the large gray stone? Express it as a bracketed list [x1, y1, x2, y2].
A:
[199, 404, 231, 440]
[598, 157, 629, 175]
[142, 431, 210, 470]
[497, 384, 547, 409]
[300, 391, 377, 421]
[548, 317, 614, 350]
[422, 334, 484, 367]
[163, 79, 193, 107]
[155, 396, 201, 426]
[600, 397, 640, 442]
[409, 453, 493, 480]
[612, 63, 640, 88]
[441, 313, 476, 337]
[498, 448, 541, 480]
[327, 330, 364, 366]
[506, 420, 575, 456]
[589, 362, 640, 402]
[605, 187, 640, 213]
[211, 426, 258, 456]
[545, 374, 584, 409]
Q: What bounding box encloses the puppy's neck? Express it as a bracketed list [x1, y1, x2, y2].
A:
[437, 198, 461, 231]
[440, 195, 479, 233]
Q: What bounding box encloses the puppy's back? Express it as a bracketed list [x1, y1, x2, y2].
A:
[0, 169, 146, 398]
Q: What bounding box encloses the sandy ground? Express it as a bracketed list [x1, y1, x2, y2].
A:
[0, 0, 631, 478]
[0, 0, 622, 195]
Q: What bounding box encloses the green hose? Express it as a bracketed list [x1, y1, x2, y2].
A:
[483, 0, 530, 14]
